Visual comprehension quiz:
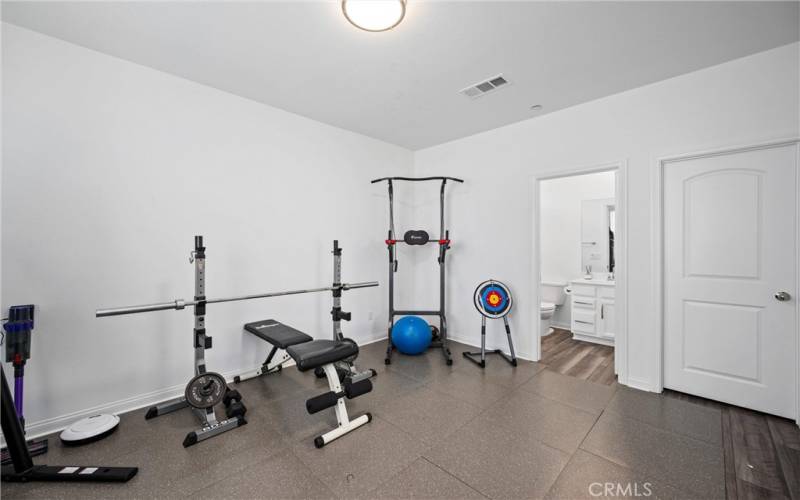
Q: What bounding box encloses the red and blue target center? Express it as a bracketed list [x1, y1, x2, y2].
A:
[482, 288, 507, 310]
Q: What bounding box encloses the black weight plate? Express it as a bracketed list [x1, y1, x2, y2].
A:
[185, 372, 227, 409]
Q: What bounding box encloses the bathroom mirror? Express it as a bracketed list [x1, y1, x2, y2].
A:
[581, 198, 615, 275]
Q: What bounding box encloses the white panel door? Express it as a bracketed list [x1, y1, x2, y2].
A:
[664, 143, 797, 418]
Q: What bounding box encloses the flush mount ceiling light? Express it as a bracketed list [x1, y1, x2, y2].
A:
[342, 0, 406, 32]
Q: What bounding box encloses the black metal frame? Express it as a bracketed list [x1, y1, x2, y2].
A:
[371, 176, 464, 365]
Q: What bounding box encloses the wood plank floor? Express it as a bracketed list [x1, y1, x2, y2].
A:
[665, 390, 800, 499]
[543, 328, 800, 499]
[540, 328, 616, 385]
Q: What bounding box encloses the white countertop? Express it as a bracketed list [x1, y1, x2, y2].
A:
[570, 278, 615, 286]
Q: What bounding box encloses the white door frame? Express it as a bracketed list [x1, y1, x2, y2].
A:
[651, 138, 800, 423]
[531, 160, 629, 386]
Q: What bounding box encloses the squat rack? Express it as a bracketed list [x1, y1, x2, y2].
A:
[96, 236, 377, 447]
[370, 176, 464, 365]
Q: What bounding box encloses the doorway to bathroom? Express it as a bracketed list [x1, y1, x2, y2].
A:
[532, 162, 628, 386]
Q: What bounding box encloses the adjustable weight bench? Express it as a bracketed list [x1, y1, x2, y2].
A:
[243, 319, 373, 448]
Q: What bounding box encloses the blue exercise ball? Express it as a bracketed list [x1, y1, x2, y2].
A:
[392, 316, 432, 355]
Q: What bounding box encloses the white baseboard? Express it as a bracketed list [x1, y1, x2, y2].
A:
[3, 331, 388, 447]
[626, 376, 656, 393]
[359, 334, 387, 346]
[365, 330, 535, 361]
[550, 321, 571, 330]
[2, 361, 282, 447]
[447, 334, 534, 362]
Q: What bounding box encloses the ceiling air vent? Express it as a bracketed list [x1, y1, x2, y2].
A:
[459, 74, 510, 99]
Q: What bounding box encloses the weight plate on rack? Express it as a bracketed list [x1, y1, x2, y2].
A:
[185, 372, 227, 409]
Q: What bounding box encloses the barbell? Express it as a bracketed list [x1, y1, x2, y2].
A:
[96, 281, 379, 318]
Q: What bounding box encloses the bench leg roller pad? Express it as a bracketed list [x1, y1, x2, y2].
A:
[306, 391, 339, 415]
[312, 363, 372, 448]
[344, 378, 372, 399]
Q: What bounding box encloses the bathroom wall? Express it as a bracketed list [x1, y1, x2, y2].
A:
[540, 171, 616, 327]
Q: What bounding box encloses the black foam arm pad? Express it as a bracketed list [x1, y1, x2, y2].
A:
[345, 379, 373, 399]
[403, 230, 430, 245]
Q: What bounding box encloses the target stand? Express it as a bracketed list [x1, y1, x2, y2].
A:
[463, 280, 517, 368]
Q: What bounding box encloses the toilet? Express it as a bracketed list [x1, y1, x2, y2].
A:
[540, 282, 567, 337]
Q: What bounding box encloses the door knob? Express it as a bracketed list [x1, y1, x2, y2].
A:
[775, 291, 791, 302]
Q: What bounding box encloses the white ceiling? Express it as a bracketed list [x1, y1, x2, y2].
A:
[3, 1, 798, 150]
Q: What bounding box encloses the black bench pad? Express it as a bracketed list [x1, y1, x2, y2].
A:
[244, 319, 312, 349]
[287, 340, 359, 372]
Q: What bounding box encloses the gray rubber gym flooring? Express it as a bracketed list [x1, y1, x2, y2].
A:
[2, 340, 794, 499]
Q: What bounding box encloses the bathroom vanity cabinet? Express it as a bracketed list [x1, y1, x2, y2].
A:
[568, 279, 615, 346]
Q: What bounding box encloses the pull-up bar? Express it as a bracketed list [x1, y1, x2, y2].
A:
[370, 175, 464, 366]
[370, 176, 464, 238]
[96, 281, 379, 317]
[370, 176, 464, 184]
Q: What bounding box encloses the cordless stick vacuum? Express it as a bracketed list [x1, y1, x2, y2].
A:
[1, 304, 138, 483]
[1, 305, 48, 465]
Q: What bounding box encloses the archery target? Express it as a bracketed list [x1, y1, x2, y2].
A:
[474, 280, 513, 318]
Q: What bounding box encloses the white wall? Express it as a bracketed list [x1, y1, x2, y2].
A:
[1, 24, 413, 436]
[413, 42, 800, 390]
[540, 171, 615, 327]
[3, 24, 799, 436]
